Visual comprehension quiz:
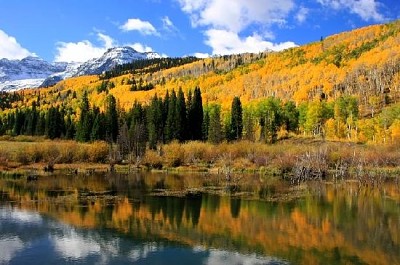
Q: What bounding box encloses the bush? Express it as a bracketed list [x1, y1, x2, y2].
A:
[163, 141, 185, 167]
[143, 150, 163, 169]
[87, 141, 109, 163]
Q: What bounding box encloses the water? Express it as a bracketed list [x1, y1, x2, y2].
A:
[0, 172, 399, 265]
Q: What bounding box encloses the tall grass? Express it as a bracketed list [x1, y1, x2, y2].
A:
[0, 140, 108, 166]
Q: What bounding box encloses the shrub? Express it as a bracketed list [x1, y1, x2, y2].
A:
[143, 150, 163, 169]
[163, 141, 185, 167]
[87, 141, 109, 163]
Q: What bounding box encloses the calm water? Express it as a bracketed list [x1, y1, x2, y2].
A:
[0, 172, 399, 265]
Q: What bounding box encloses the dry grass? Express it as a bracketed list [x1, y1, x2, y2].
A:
[0, 140, 109, 167]
[1, 138, 399, 183]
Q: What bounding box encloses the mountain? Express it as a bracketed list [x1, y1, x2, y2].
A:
[0, 47, 161, 91]
[0, 56, 67, 91]
[73, 46, 160, 76]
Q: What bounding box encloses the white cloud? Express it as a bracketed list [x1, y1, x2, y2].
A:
[317, 0, 385, 21]
[129, 43, 154, 53]
[54, 33, 114, 62]
[97, 32, 115, 48]
[296, 7, 309, 23]
[205, 29, 296, 55]
[177, 0, 297, 55]
[55, 32, 158, 62]
[194, 52, 210, 58]
[177, 0, 295, 33]
[120, 18, 158, 35]
[0, 29, 33, 60]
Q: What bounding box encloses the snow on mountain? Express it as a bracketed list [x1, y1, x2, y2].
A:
[73, 46, 160, 76]
[40, 62, 82, 88]
[0, 47, 161, 91]
[0, 56, 67, 91]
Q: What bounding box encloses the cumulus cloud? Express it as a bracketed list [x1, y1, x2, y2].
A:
[193, 52, 210, 58]
[177, 0, 295, 32]
[205, 29, 296, 55]
[120, 18, 159, 35]
[54, 32, 158, 62]
[0, 29, 33, 60]
[129, 43, 154, 53]
[54, 33, 114, 62]
[176, 0, 297, 55]
[317, 0, 386, 21]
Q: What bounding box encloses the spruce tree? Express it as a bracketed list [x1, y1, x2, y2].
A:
[165, 90, 177, 142]
[208, 104, 222, 144]
[229, 96, 243, 141]
[188, 87, 203, 140]
[76, 91, 92, 142]
[105, 95, 119, 142]
[147, 95, 164, 149]
[176, 88, 187, 142]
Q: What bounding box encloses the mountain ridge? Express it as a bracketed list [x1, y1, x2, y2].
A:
[0, 46, 161, 91]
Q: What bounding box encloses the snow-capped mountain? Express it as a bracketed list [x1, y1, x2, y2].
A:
[0, 56, 67, 91]
[0, 47, 161, 91]
[73, 46, 160, 76]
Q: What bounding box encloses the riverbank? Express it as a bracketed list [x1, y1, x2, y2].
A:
[1, 136, 399, 183]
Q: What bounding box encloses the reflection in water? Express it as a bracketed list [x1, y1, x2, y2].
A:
[0, 172, 399, 265]
[0, 237, 24, 264]
[52, 230, 101, 260]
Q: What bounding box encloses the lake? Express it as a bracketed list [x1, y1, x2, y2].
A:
[0, 172, 399, 265]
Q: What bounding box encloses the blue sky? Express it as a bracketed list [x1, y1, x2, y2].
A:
[0, 0, 398, 62]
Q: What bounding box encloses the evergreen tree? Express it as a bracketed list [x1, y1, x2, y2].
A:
[282, 101, 299, 132]
[76, 91, 92, 142]
[188, 87, 203, 140]
[13, 109, 25, 136]
[46, 106, 63, 139]
[35, 112, 46, 136]
[258, 97, 282, 143]
[147, 95, 164, 149]
[91, 108, 106, 141]
[165, 90, 177, 142]
[105, 95, 119, 142]
[202, 107, 210, 141]
[176, 88, 187, 142]
[229, 96, 243, 141]
[26, 101, 38, 135]
[208, 104, 222, 144]
[65, 114, 76, 139]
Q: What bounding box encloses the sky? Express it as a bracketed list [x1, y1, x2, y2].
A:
[0, 0, 399, 62]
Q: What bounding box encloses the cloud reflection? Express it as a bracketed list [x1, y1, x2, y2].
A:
[205, 249, 288, 265]
[0, 237, 24, 263]
[129, 242, 161, 262]
[0, 208, 42, 224]
[52, 231, 101, 259]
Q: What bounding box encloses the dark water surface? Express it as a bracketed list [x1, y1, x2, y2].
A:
[0, 172, 399, 265]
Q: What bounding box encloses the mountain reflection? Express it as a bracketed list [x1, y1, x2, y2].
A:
[0, 172, 399, 265]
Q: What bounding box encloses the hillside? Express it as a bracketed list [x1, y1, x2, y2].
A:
[1, 20, 400, 144]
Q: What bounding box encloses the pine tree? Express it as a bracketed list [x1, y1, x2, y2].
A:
[76, 91, 92, 142]
[147, 95, 164, 149]
[176, 88, 187, 142]
[165, 90, 177, 142]
[105, 94, 119, 142]
[282, 101, 299, 132]
[188, 87, 203, 140]
[229, 96, 243, 141]
[208, 104, 222, 144]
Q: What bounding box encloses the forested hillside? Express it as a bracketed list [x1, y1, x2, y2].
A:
[1, 20, 400, 146]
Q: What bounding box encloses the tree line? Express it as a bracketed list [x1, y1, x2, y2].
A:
[0, 88, 363, 158]
[99, 57, 200, 80]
